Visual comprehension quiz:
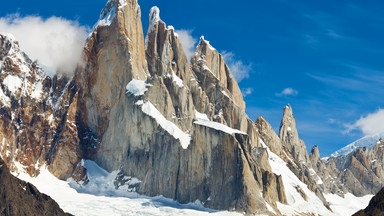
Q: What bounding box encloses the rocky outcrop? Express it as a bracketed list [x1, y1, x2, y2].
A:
[0, 157, 71, 216]
[0, 33, 82, 178]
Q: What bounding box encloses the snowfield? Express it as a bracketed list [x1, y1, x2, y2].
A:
[12, 161, 240, 216]
[331, 132, 384, 157]
[9, 152, 373, 216]
[259, 139, 372, 216]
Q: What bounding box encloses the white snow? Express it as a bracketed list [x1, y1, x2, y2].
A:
[194, 110, 246, 135]
[195, 110, 209, 121]
[325, 193, 373, 216]
[203, 65, 217, 77]
[118, 0, 127, 8]
[141, 101, 191, 149]
[259, 139, 332, 215]
[200, 36, 216, 51]
[147, 6, 160, 34]
[68, 160, 141, 194]
[96, 3, 117, 27]
[308, 168, 323, 185]
[331, 132, 384, 157]
[11, 161, 240, 216]
[172, 72, 184, 88]
[0, 87, 10, 107]
[287, 127, 292, 131]
[222, 90, 230, 99]
[30, 81, 44, 100]
[126, 79, 151, 96]
[3, 75, 22, 94]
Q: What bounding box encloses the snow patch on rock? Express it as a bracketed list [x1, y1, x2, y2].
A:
[96, 2, 117, 27]
[147, 6, 160, 34]
[172, 72, 184, 88]
[194, 110, 246, 135]
[3, 75, 23, 94]
[126, 79, 151, 96]
[141, 101, 191, 149]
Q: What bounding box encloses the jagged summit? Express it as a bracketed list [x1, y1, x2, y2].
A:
[279, 104, 310, 164]
[148, 6, 160, 31]
[95, 0, 132, 27]
[198, 35, 216, 51]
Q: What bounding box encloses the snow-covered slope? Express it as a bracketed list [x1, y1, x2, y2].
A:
[12, 161, 240, 216]
[331, 133, 384, 157]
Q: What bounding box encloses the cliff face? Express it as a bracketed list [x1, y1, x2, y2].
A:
[0, 33, 81, 179]
[70, 1, 287, 213]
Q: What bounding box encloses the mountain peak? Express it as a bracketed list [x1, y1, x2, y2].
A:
[279, 104, 310, 163]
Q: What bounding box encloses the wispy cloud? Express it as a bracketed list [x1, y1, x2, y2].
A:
[345, 109, 384, 136]
[242, 88, 253, 97]
[275, 88, 298, 97]
[175, 29, 197, 63]
[308, 64, 384, 94]
[222, 51, 252, 82]
[326, 29, 343, 39]
[0, 14, 89, 76]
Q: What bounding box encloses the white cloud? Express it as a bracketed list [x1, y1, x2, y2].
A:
[222, 51, 252, 83]
[242, 88, 253, 97]
[346, 109, 384, 136]
[0, 14, 89, 76]
[275, 88, 298, 97]
[175, 29, 197, 63]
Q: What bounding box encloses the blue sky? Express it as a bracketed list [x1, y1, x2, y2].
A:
[1, 0, 384, 156]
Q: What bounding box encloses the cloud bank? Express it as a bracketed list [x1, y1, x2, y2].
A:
[275, 88, 298, 97]
[346, 109, 384, 136]
[0, 14, 88, 76]
[222, 51, 252, 83]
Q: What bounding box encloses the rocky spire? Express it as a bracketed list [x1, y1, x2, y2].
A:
[191, 36, 246, 112]
[309, 145, 320, 163]
[74, 0, 151, 171]
[279, 104, 310, 164]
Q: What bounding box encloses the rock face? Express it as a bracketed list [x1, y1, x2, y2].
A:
[71, 0, 279, 214]
[0, 33, 81, 179]
[0, 157, 70, 216]
[354, 187, 384, 216]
